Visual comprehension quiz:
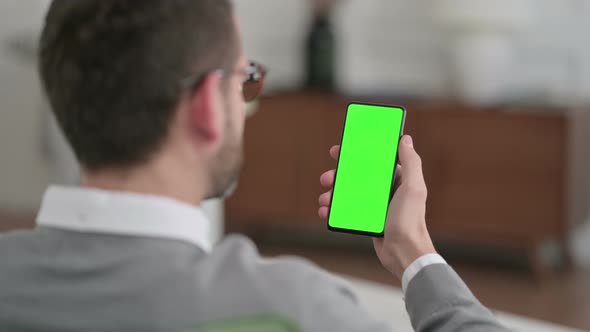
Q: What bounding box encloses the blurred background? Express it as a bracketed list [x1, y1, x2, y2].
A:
[0, 0, 589, 331]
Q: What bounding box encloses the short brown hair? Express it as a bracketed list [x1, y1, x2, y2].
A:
[39, 0, 238, 171]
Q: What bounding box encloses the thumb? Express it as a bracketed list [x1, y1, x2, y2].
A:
[398, 135, 425, 187]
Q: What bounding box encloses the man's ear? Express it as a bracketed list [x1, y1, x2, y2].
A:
[187, 72, 224, 142]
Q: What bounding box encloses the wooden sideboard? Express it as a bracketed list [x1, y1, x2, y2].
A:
[226, 92, 571, 275]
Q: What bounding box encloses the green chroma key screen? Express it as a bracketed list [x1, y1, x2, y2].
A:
[328, 103, 406, 236]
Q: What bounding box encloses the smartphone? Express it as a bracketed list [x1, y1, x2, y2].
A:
[327, 102, 406, 237]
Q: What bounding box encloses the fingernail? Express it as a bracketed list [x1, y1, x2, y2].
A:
[403, 135, 413, 147]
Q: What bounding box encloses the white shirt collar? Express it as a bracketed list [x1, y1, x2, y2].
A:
[36, 185, 212, 252]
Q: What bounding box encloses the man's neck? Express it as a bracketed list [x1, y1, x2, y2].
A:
[80, 156, 207, 207]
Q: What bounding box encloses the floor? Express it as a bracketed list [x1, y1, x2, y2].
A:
[258, 243, 590, 332]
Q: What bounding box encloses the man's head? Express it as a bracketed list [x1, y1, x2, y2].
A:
[39, 0, 258, 200]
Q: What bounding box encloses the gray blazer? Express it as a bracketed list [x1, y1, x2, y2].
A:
[0, 228, 509, 332]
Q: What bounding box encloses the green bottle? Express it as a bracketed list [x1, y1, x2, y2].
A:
[305, 10, 335, 90]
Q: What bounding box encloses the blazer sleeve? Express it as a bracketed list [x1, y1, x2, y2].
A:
[405, 264, 512, 332]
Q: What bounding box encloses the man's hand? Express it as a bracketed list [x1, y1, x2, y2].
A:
[318, 135, 436, 280]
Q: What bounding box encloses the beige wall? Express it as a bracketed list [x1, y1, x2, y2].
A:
[0, 55, 51, 212]
[0, 0, 51, 212]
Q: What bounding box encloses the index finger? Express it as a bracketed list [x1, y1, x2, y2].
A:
[330, 145, 340, 160]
